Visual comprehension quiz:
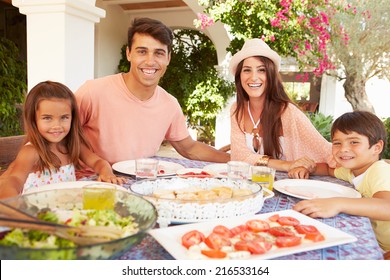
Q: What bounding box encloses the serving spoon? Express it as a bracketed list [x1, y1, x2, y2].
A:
[0, 201, 123, 246]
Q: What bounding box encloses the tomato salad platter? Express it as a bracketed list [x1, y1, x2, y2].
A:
[148, 209, 357, 260]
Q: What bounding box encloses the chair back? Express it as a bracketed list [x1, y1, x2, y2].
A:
[0, 135, 25, 166]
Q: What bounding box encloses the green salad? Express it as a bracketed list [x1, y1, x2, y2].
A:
[0, 209, 138, 249]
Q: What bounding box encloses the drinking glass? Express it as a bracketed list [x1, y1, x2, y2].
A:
[227, 161, 250, 182]
[251, 166, 276, 191]
[135, 158, 159, 180]
[82, 183, 116, 210]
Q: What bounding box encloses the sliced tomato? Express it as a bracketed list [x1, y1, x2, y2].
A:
[277, 216, 300, 226]
[230, 224, 248, 236]
[247, 240, 273, 254]
[306, 232, 325, 242]
[294, 224, 320, 235]
[181, 230, 205, 249]
[239, 231, 265, 242]
[234, 240, 250, 251]
[294, 225, 325, 242]
[246, 219, 270, 233]
[275, 236, 302, 248]
[268, 226, 295, 237]
[205, 232, 231, 250]
[213, 225, 233, 238]
[268, 214, 280, 222]
[201, 249, 227, 259]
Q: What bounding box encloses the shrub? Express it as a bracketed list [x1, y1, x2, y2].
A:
[306, 112, 333, 141]
[0, 37, 27, 136]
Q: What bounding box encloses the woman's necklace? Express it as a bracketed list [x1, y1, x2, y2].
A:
[247, 102, 261, 152]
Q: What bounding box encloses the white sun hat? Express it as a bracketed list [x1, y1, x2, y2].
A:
[229, 38, 281, 75]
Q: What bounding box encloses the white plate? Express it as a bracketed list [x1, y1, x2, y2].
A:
[202, 163, 229, 177]
[23, 181, 129, 194]
[273, 179, 361, 200]
[176, 168, 215, 178]
[148, 209, 357, 260]
[112, 160, 185, 176]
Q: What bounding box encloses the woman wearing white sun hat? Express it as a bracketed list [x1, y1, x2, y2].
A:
[228, 38, 333, 175]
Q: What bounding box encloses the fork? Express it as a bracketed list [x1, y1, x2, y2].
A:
[0, 201, 123, 246]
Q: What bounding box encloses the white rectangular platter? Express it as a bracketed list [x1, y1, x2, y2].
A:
[148, 209, 357, 260]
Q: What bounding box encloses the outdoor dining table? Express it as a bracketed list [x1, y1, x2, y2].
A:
[111, 156, 384, 260]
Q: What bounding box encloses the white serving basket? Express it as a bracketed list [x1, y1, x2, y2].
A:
[130, 177, 274, 227]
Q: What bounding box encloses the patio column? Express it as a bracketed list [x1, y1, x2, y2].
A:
[12, 0, 105, 92]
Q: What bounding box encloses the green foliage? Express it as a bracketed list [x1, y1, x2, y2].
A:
[0, 37, 27, 136]
[306, 112, 333, 142]
[383, 118, 390, 160]
[325, 0, 390, 111]
[186, 78, 232, 144]
[198, 0, 390, 112]
[118, 29, 235, 143]
[197, 0, 331, 70]
[160, 29, 234, 144]
[327, 0, 390, 81]
[117, 44, 130, 73]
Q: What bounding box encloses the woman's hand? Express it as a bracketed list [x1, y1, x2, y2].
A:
[288, 156, 316, 172]
[288, 166, 310, 179]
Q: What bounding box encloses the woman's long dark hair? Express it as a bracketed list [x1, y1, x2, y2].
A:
[23, 81, 91, 172]
[233, 56, 292, 159]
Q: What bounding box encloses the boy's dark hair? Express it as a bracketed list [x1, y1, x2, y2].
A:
[331, 111, 387, 159]
[127, 17, 173, 53]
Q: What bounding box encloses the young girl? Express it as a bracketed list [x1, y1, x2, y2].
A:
[289, 111, 390, 258]
[0, 81, 125, 199]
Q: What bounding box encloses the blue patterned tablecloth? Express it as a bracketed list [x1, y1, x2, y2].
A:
[116, 157, 384, 260]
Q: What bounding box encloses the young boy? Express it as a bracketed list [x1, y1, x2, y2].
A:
[289, 111, 390, 258]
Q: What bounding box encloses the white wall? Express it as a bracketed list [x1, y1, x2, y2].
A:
[364, 77, 390, 119]
[95, 1, 129, 78]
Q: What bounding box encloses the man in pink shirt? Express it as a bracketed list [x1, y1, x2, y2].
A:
[75, 17, 230, 164]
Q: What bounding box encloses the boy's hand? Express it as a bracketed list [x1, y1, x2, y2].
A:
[288, 166, 310, 179]
[293, 198, 341, 218]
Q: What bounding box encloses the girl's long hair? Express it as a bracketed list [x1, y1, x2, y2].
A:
[233, 56, 292, 159]
[23, 81, 91, 172]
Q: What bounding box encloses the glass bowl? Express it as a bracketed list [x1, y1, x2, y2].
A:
[0, 187, 157, 260]
[130, 177, 274, 226]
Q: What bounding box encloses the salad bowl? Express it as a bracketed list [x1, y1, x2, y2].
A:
[0, 186, 157, 260]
